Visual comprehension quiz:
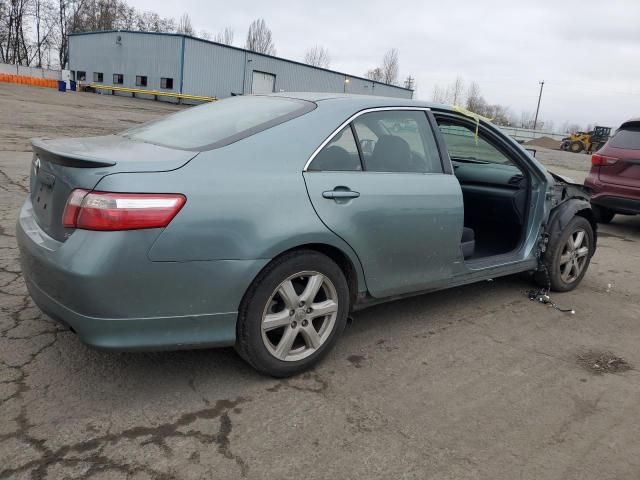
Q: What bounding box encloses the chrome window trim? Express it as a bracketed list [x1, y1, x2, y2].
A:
[303, 106, 433, 172]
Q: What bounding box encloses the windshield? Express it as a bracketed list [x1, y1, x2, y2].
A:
[123, 95, 315, 150]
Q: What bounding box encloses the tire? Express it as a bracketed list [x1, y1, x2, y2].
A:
[591, 204, 615, 224]
[235, 250, 349, 377]
[536, 216, 595, 292]
[569, 141, 584, 153]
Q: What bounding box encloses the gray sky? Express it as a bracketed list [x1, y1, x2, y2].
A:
[131, 0, 640, 130]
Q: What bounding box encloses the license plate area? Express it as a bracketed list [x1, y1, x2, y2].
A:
[33, 174, 56, 226]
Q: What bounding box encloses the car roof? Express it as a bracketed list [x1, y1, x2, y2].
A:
[268, 92, 451, 111]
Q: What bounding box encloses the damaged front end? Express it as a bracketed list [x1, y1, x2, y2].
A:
[538, 173, 597, 257]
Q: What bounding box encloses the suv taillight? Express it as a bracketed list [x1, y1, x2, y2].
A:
[591, 153, 618, 166]
[62, 190, 186, 230]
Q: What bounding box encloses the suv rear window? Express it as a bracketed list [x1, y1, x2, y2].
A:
[610, 126, 640, 150]
[124, 96, 315, 150]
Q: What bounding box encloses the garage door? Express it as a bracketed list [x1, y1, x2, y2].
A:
[252, 71, 276, 94]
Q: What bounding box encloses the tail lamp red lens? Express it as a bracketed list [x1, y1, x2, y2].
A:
[62, 190, 186, 230]
[591, 153, 618, 166]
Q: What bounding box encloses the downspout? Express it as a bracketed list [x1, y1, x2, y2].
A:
[179, 36, 185, 94]
[242, 50, 247, 95]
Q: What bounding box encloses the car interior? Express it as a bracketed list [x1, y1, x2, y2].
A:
[436, 119, 529, 261]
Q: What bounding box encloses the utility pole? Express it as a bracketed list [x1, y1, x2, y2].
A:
[533, 80, 545, 131]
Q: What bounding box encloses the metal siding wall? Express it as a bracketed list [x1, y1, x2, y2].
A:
[69, 32, 181, 93]
[182, 38, 245, 98]
[69, 32, 413, 100]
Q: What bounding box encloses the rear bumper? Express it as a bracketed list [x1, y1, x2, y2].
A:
[25, 277, 238, 350]
[17, 198, 269, 351]
[591, 195, 640, 215]
[585, 171, 640, 214]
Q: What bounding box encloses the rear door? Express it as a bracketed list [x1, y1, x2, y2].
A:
[598, 122, 640, 188]
[303, 109, 464, 298]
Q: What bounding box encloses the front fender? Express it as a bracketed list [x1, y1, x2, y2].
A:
[546, 198, 597, 252]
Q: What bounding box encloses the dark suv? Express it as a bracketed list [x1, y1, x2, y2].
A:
[585, 119, 640, 223]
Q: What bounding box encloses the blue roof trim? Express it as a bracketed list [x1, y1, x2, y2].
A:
[68, 30, 414, 93]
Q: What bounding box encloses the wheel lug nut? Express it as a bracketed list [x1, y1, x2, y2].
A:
[291, 321, 297, 328]
[298, 301, 305, 307]
[302, 319, 308, 327]
[289, 310, 295, 316]
[306, 308, 312, 314]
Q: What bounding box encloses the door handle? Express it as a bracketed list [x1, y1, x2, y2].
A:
[322, 189, 360, 200]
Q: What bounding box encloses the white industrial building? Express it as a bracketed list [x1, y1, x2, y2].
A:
[68, 31, 413, 101]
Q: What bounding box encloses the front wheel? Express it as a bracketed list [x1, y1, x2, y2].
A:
[537, 216, 595, 292]
[569, 141, 584, 153]
[235, 250, 349, 377]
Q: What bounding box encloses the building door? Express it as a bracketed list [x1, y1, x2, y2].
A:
[252, 71, 276, 94]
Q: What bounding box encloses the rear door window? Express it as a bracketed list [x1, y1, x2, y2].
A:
[610, 126, 640, 150]
[352, 111, 442, 173]
[308, 126, 362, 171]
[123, 96, 315, 150]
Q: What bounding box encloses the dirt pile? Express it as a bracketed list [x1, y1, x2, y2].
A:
[525, 136, 562, 150]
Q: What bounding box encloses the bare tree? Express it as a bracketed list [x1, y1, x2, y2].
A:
[136, 11, 175, 33]
[432, 84, 446, 103]
[198, 29, 210, 40]
[381, 48, 399, 85]
[446, 76, 464, 105]
[32, 0, 57, 67]
[213, 26, 234, 45]
[1, 0, 31, 65]
[177, 12, 194, 35]
[245, 18, 275, 55]
[304, 45, 330, 68]
[365, 67, 383, 82]
[465, 81, 483, 112]
[403, 75, 415, 90]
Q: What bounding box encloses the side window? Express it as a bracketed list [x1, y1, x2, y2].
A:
[353, 111, 442, 173]
[308, 126, 362, 172]
[437, 122, 513, 165]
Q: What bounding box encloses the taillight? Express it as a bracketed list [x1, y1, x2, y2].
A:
[62, 189, 89, 227]
[592, 153, 618, 166]
[62, 190, 186, 231]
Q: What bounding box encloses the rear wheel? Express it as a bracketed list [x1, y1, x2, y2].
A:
[591, 204, 615, 224]
[569, 141, 584, 153]
[235, 250, 349, 377]
[537, 216, 594, 292]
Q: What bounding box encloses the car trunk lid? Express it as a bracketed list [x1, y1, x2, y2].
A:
[29, 135, 197, 242]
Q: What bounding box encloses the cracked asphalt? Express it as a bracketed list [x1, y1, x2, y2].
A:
[1, 83, 640, 479]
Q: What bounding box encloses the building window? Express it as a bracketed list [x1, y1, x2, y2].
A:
[113, 74, 124, 85]
[135, 75, 147, 87]
[161, 77, 173, 89]
[93, 72, 103, 83]
[77, 71, 86, 81]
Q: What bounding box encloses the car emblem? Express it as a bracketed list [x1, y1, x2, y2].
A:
[34, 156, 41, 175]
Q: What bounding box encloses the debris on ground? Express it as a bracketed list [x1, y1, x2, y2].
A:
[525, 136, 562, 150]
[577, 350, 632, 374]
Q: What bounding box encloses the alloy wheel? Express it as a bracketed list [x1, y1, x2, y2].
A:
[261, 271, 339, 362]
[559, 228, 590, 283]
